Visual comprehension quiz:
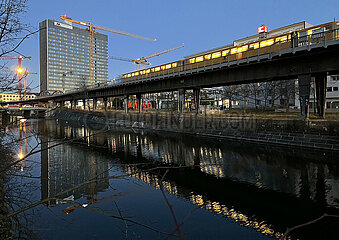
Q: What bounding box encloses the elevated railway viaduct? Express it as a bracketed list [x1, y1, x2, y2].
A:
[4, 28, 339, 120]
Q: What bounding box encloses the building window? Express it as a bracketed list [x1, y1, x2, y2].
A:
[327, 87, 332, 92]
[326, 102, 331, 109]
[333, 87, 338, 91]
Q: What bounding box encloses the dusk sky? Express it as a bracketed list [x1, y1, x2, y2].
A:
[12, 0, 339, 92]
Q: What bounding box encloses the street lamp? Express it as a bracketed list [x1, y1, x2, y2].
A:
[16, 67, 24, 74]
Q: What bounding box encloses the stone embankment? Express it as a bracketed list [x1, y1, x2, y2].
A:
[50, 109, 339, 151]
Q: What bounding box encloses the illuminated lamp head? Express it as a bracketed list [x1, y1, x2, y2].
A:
[16, 67, 24, 74]
[18, 153, 24, 159]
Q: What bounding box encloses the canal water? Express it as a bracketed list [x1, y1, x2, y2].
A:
[3, 119, 339, 239]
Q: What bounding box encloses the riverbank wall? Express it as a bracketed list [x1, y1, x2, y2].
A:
[49, 109, 339, 151]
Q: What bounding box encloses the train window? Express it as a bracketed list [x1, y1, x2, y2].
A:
[127, 74, 131, 77]
[238, 45, 248, 53]
[135, 72, 139, 76]
[161, 65, 166, 70]
[222, 50, 230, 56]
[275, 35, 287, 42]
[204, 54, 211, 60]
[196, 56, 204, 62]
[172, 62, 178, 67]
[155, 67, 160, 72]
[131, 73, 135, 77]
[260, 39, 274, 47]
[212, 52, 221, 58]
[189, 58, 195, 64]
[230, 48, 237, 54]
[146, 69, 150, 73]
[166, 64, 172, 69]
[249, 43, 259, 49]
[142, 70, 146, 74]
[312, 28, 325, 38]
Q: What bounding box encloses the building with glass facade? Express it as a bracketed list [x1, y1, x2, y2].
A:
[39, 19, 108, 93]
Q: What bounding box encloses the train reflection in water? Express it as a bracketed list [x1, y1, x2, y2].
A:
[34, 119, 339, 239]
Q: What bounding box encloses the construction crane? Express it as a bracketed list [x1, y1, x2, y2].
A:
[60, 15, 157, 88]
[108, 56, 152, 69]
[0, 56, 32, 98]
[23, 71, 37, 99]
[109, 43, 184, 70]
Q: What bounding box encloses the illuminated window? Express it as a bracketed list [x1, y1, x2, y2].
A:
[275, 36, 287, 42]
[189, 58, 195, 64]
[165, 64, 172, 69]
[212, 52, 221, 59]
[204, 54, 211, 60]
[172, 62, 177, 67]
[260, 39, 274, 47]
[250, 43, 260, 49]
[238, 45, 248, 52]
[131, 73, 135, 77]
[146, 69, 150, 73]
[196, 56, 204, 62]
[161, 65, 166, 70]
[222, 50, 229, 56]
[230, 48, 237, 54]
[155, 67, 160, 72]
[127, 74, 131, 77]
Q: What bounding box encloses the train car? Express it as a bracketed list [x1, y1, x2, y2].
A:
[121, 21, 339, 83]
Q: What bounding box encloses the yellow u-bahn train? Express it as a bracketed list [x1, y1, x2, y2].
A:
[121, 21, 339, 83]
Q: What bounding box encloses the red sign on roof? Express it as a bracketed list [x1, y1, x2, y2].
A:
[258, 26, 268, 33]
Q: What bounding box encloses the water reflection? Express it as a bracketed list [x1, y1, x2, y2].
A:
[31, 119, 339, 239]
[38, 122, 110, 206]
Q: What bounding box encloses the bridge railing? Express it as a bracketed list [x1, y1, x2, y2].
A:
[126, 25, 339, 83]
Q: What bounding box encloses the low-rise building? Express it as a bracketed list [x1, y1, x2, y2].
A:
[0, 93, 37, 102]
[309, 75, 339, 112]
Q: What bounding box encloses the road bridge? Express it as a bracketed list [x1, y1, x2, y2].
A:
[3, 26, 339, 119]
[0, 106, 47, 118]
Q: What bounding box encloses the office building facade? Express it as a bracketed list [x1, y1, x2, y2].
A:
[39, 19, 108, 93]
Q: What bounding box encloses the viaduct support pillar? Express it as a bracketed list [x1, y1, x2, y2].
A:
[136, 94, 142, 113]
[71, 100, 76, 110]
[93, 98, 97, 112]
[298, 74, 311, 120]
[193, 88, 200, 115]
[82, 99, 86, 111]
[103, 97, 108, 111]
[178, 88, 185, 114]
[124, 95, 129, 114]
[314, 73, 327, 119]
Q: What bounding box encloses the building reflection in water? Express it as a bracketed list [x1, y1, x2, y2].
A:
[37, 120, 339, 238]
[38, 121, 110, 206]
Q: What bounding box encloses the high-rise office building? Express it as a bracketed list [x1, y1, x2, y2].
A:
[39, 19, 108, 93]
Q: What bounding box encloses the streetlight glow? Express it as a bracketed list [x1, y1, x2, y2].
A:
[16, 67, 23, 74]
